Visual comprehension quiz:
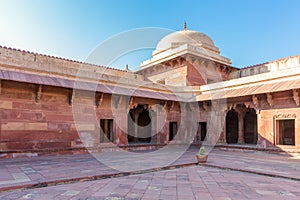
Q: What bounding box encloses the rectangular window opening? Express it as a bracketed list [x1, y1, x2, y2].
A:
[194, 122, 207, 143]
[199, 122, 207, 141]
[276, 119, 295, 145]
[169, 122, 177, 141]
[100, 119, 114, 143]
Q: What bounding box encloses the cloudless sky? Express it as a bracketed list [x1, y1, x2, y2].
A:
[0, 0, 300, 69]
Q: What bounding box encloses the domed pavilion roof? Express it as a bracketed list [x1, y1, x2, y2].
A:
[155, 22, 219, 54]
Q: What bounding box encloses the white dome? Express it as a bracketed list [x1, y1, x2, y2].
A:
[155, 29, 219, 53]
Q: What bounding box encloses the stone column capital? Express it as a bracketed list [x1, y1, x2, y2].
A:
[235, 106, 247, 118]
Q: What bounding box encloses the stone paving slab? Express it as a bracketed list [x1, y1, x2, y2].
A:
[205, 148, 300, 181]
[0, 145, 300, 193]
[0, 165, 300, 200]
[0, 145, 198, 191]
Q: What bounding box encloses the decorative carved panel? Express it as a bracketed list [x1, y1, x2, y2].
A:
[293, 89, 300, 106]
[266, 93, 273, 107]
[35, 84, 42, 103]
[274, 114, 296, 119]
[95, 93, 104, 107]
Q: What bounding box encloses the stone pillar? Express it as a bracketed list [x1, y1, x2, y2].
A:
[217, 116, 227, 144]
[216, 107, 227, 144]
[113, 96, 129, 145]
[155, 103, 169, 144]
[115, 111, 128, 145]
[104, 119, 108, 140]
[253, 120, 258, 144]
[181, 102, 200, 144]
[209, 101, 227, 145]
[237, 111, 246, 144]
[256, 109, 263, 147]
[133, 113, 139, 142]
[150, 109, 157, 144]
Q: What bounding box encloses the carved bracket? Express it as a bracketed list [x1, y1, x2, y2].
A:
[129, 96, 133, 107]
[176, 57, 183, 65]
[170, 101, 175, 111]
[266, 93, 273, 107]
[184, 102, 191, 111]
[129, 96, 138, 109]
[68, 89, 73, 105]
[158, 100, 169, 112]
[118, 95, 123, 108]
[35, 85, 42, 103]
[95, 93, 104, 107]
[252, 95, 259, 108]
[160, 101, 168, 110]
[234, 105, 248, 118]
[186, 55, 195, 65]
[211, 100, 226, 115]
[274, 113, 296, 119]
[211, 101, 218, 111]
[113, 95, 123, 108]
[202, 101, 210, 112]
[163, 101, 176, 112]
[227, 103, 236, 110]
[293, 89, 300, 106]
[244, 102, 252, 109]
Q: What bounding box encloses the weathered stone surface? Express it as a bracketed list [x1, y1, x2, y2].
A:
[1, 123, 48, 131]
[0, 101, 12, 109]
[1, 33, 300, 157]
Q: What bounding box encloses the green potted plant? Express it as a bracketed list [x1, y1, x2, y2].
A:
[196, 146, 208, 163]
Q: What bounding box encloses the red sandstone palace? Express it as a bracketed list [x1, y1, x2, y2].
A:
[0, 26, 299, 158]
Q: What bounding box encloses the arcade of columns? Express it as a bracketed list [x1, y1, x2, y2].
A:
[137, 54, 260, 145]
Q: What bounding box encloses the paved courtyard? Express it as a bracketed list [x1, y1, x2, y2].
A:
[0, 146, 300, 199]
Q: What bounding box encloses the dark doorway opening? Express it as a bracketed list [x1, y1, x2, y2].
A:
[226, 109, 238, 143]
[128, 105, 152, 144]
[100, 119, 114, 143]
[169, 122, 178, 141]
[194, 122, 207, 143]
[277, 119, 295, 145]
[199, 122, 207, 141]
[244, 109, 258, 144]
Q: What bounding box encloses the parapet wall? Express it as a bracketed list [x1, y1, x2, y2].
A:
[0, 46, 144, 81]
[229, 55, 300, 79]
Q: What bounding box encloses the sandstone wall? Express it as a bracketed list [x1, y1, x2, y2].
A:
[0, 80, 185, 155]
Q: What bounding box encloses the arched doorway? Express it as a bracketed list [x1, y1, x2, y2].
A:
[128, 105, 152, 144]
[226, 109, 238, 143]
[137, 108, 152, 143]
[244, 109, 258, 144]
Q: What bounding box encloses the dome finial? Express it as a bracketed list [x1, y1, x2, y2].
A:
[183, 21, 187, 31]
[125, 64, 129, 72]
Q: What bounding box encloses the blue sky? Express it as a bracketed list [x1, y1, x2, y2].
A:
[0, 0, 300, 69]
